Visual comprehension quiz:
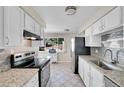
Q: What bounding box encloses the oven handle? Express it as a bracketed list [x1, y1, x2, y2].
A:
[42, 62, 50, 71]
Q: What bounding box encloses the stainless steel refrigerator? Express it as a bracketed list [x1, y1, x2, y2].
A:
[71, 37, 90, 74]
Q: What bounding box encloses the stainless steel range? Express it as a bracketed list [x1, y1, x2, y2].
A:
[10, 51, 50, 87]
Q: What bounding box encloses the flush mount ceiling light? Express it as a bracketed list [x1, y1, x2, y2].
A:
[65, 6, 77, 15]
[64, 29, 70, 32]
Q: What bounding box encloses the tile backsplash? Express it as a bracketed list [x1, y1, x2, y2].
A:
[91, 28, 124, 66]
[91, 47, 124, 66]
[0, 47, 39, 72]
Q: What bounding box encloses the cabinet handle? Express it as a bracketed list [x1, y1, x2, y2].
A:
[6, 36, 9, 45]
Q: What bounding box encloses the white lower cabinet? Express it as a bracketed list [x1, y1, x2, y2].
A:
[83, 60, 90, 87]
[78, 57, 84, 80]
[78, 57, 104, 87]
[90, 66, 104, 87]
[23, 72, 39, 87]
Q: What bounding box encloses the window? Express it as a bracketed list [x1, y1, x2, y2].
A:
[45, 38, 64, 52]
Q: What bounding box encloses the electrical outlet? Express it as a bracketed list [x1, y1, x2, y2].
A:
[95, 49, 98, 54]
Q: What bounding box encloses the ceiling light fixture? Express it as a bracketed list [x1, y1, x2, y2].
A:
[65, 6, 77, 15]
[64, 29, 70, 32]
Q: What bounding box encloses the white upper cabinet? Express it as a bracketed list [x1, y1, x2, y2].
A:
[25, 14, 35, 33]
[92, 20, 101, 35]
[92, 7, 122, 35]
[4, 7, 24, 47]
[85, 7, 122, 47]
[85, 26, 101, 47]
[34, 22, 41, 35]
[0, 7, 4, 48]
[32, 22, 41, 47]
[85, 27, 92, 46]
[40, 27, 45, 47]
[103, 7, 122, 33]
[98, 18, 106, 33]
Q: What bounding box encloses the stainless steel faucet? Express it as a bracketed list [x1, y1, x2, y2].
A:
[104, 49, 118, 64]
[104, 49, 113, 61]
[116, 49, 124, 64]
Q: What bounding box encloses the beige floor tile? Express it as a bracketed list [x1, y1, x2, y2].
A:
[49, 62, 85, 87]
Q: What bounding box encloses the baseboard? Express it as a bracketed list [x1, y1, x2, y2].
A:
[57, 61, 71, 63]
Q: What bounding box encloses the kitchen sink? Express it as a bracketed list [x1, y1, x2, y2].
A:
[90, 60, 112, 70]
[90, 59, 124, 71]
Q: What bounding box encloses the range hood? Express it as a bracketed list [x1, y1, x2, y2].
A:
[23, 30, 42, 41]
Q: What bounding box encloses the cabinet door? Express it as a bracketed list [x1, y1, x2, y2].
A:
[33, 22, 41, 35]
[40, 27, 45, 47]
[83, 60, 90, 87]
[85, 27, 91, 46]
[103, 7, 121, 32]
[90, 66, 104, 87]
[32, 22, 41, 47]
[4, 7, 24, 47]
[25, 14, 35, 33]
[92, 22, 100, 35]
[0, 7, 3, 48]
[85, 27, 101, 47]
[78, 57, 84, 80]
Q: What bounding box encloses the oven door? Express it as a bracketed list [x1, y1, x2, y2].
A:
[41, 62, 50, 87]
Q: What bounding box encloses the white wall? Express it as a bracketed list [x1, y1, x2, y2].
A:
[0, 7, 3, 48]
[45, 33, 76, 62]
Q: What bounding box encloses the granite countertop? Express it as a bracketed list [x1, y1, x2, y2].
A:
[0, 69, 39, 87]
[79, 55, 124, 87]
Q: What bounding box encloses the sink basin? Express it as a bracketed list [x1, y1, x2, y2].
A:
[90, 60, 112, 70]
[90, 59, 124, 71]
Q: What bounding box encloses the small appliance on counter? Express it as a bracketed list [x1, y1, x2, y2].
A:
[10, 51, 50, 87]
[48, 48, 57, 64]
[39, 47, 45, 51]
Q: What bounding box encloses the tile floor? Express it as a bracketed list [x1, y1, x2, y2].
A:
[49, 62, 85, 87]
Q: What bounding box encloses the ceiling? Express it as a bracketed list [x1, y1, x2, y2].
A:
[33, 6, 102, 33]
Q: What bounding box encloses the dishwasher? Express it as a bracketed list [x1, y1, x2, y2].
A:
[104, 76, 120, 87]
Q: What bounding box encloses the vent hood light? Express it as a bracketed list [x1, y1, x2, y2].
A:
[23, 30, 42, 41]
[30, 37, 37, 40]
[25, 37, 36, 40]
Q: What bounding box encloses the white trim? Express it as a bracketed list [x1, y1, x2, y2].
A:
[58, 61, 71, 63]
